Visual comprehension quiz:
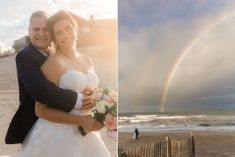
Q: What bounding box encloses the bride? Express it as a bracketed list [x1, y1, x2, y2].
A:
[14, 10, 111, 157]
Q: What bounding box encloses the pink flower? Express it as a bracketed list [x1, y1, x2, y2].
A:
[94, 88, 104, 101]
[103, 113, 117, 131]
[103, 95, 115, 108]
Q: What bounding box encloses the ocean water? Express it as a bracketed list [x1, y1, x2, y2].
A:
[118, 110, 235, 132]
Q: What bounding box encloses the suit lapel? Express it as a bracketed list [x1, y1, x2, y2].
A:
[28, 43, 48, 66]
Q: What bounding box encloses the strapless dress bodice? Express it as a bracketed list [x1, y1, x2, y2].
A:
[59, 70, 99, 92]
[59, 70, 99, 115]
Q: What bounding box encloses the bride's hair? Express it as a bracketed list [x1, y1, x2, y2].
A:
[47, 10, 78, 44]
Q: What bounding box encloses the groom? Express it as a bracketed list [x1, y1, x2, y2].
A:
[5, 11, 95, 144]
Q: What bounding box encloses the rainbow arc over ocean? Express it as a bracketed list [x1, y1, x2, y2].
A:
[160, 9, 235, 112]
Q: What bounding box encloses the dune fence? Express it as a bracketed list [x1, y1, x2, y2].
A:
[118, 133, 195, 157]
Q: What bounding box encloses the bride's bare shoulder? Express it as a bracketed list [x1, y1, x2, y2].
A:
[43, 54, 63, 66]
[41, 54, 64, 70]
[40, 54, 66, 84]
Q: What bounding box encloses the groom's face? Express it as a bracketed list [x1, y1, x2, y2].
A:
[28, 17, 51, 51]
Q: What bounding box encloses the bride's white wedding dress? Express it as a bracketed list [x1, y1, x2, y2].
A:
[14, 70, 111, 157]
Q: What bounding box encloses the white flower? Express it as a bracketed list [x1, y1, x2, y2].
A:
[108, 90, 117, 102]
[96, 100, 109, 113]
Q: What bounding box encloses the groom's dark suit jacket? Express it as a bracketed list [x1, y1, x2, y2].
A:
[5, 43, 77, 144]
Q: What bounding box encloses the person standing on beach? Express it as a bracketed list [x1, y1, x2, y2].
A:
[135, 128, 139, 139]
[133, 128, 139, 139]
[5, 10, 95, 145]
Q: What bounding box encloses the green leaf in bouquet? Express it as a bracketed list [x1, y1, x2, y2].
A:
[111, 110, 117, 117]
[94, 112, 105, 123]
[103, 87, 110, 95]
[105, 105, 112, 114]
[110, 103, 117, 113]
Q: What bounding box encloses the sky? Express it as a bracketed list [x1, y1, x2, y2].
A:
[0, 0, 117, 52]
[118, 0, 235, 113]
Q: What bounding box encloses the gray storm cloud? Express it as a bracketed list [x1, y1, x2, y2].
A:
[167, 17, 235, 111]
[118, 1, 235, 112]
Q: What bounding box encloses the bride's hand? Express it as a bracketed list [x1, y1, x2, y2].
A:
[80, 94, 94, 112]
[80, 88, 95, 112]
[82, 88, 93, 96]
[80, 115, 103, 134]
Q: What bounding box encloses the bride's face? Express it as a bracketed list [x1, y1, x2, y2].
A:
[53, 19, 77, 51]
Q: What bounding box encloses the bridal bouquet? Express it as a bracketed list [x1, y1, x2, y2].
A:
[93, 88, 117, 132]
[79, 88, 117, 139]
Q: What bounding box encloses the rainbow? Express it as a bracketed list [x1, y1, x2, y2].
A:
[160, 9, 235, 112]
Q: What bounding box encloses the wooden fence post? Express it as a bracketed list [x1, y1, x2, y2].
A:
[118, 133, 195, 157]
[166, 136, 171, 157]
[190, 132, 195, 157]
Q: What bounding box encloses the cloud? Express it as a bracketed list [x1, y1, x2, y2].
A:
[200, 94, 235, 100]
[166, 17, 235, 111]
[118, 0, 235, 38]
[119, 22, 199, 112]
[118, 0, 235, 112]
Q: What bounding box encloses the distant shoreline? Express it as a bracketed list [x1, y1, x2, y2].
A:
[118, 130, 235, 133]
[118, 109, 235, 115]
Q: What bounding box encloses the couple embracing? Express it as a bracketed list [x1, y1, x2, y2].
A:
[5, 10, 111, 157]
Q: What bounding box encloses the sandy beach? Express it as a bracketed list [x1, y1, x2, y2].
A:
[0, 54, 117, 156]
[119, 131, 235, 157]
